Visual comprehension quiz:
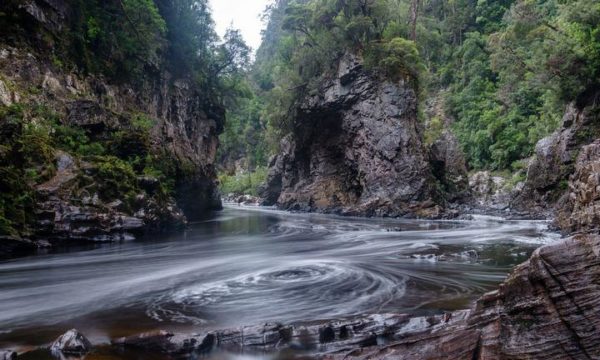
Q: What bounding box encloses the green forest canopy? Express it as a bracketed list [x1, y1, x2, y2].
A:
[219, 0, 600, 176]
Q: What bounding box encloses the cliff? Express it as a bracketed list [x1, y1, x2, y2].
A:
[0, 0, 224, 256]
[512, 90, 600, 217]
[260, 54, 462, 218]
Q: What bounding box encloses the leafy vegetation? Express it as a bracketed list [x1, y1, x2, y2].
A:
[219, 167, 268, 196]
[220, 0, 600, 175]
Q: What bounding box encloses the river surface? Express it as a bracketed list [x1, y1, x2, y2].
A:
[0, 205, 559, 354]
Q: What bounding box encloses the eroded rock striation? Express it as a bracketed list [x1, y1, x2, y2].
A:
[261, 54, 441, 217]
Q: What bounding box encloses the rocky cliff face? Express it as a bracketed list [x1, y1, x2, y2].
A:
[261, 54, 443, 218]
[513, 92, 600, 215]
[0, 0, 224, 254]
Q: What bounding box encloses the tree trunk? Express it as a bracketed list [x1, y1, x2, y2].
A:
[410, 0, 419, 41]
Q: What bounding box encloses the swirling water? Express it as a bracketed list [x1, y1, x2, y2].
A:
[0, 205, 559, 350]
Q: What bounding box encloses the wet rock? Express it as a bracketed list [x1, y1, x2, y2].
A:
[332, 234, 600, 359]
[50, 329, 92, 356]
[262, 53, 439, 217]
[112, 330, 177, 353]
[0, 350, 16, 360]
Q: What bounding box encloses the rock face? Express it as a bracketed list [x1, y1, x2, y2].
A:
[50, 329, 92, 356]
[261, 54, 439, 217]
[513, 94, 600, 213]
[429, 130, 469, 202]
[0, 0, 224, 249]
[555, 140, 600, 233]
[468, 171, 516, 210]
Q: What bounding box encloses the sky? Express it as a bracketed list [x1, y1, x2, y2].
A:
[209, 0, 272, 53]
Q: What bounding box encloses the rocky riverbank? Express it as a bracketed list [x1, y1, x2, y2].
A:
[0, 0, 224, 258]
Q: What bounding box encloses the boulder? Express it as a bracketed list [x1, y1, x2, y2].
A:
[0, 350, 16, 360]
[50, 329, 92, 356]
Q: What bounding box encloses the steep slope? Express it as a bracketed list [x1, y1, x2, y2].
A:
[0, 0, 224, 255]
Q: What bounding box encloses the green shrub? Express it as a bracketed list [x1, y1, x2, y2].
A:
[219, 167, 268, 196]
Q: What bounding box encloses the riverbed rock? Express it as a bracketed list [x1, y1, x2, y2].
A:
[261, 53, 439, 217]
[0, 350, 16, 360]
[50, 329, 92, 356]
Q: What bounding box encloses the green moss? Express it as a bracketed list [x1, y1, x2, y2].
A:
[424, 116, 444, 145]
[87, 156, 138, 203]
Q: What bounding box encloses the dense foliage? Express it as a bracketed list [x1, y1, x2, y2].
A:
[0, 0, 250, 235]
[220, 0, 600, 175]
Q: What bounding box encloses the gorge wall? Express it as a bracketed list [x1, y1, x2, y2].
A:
[260, 54, 466, 218]
[0, 0, 224, 256]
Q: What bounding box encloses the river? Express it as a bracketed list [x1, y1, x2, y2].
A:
[0, 205, 559, 356]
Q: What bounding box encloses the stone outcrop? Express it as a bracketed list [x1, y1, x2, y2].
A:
[468, 171, 518, 211]
[261, 54, 440, 217]
[50, 329, 92, 356]
[513, 93, 600, 214]
[555, 140, 600, 233]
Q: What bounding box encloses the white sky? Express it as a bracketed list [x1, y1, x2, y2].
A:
[209, 0, 272, 52]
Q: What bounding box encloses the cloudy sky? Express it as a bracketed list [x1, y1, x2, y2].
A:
[209, 0, 272, 52]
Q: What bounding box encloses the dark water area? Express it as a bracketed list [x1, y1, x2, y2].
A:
[0, 206, 559, 356]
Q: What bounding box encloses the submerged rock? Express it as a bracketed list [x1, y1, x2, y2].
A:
[50, 329, 92, 356]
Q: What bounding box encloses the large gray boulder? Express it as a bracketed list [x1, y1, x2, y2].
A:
[50, 329, 92, 356]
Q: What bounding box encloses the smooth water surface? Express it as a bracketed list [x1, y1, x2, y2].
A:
[0, 206, 558, 349]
